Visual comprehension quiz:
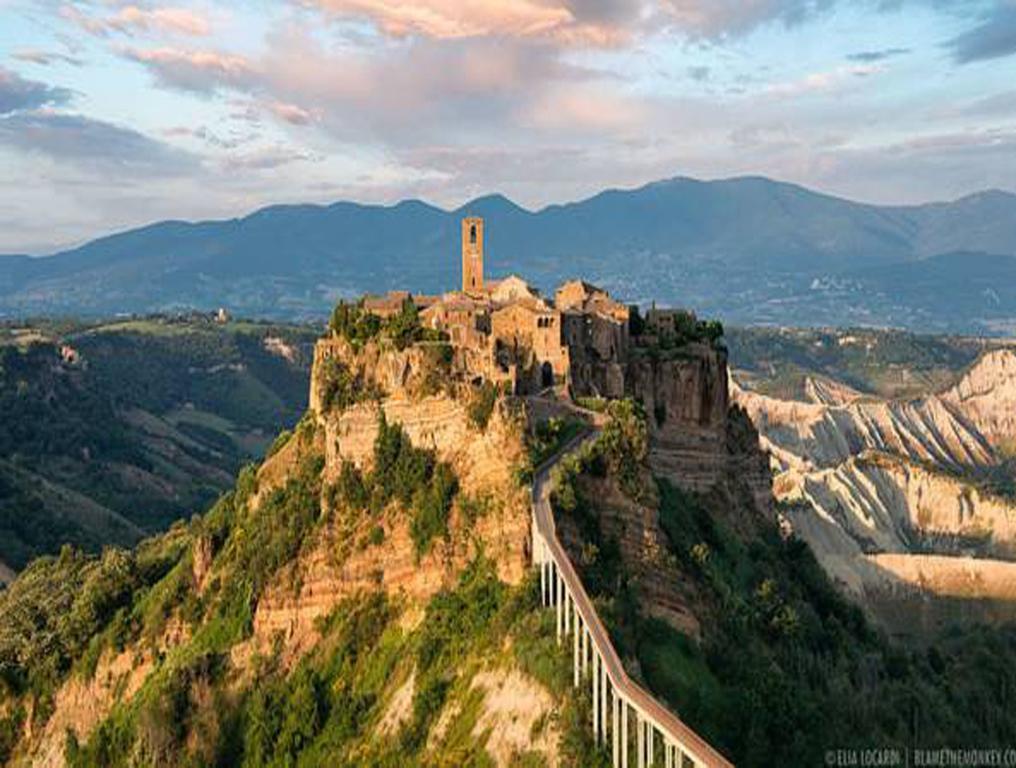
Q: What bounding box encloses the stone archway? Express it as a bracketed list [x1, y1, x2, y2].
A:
[541, 361, 553, 388]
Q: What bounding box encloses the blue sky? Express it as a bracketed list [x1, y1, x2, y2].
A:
[1, 0, 1015, 253]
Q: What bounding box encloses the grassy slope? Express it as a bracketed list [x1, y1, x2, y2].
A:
[1, 414, 611, 767]
[726, 326, 986, 399]
[0, 317, 316, 569]
[561, 458, 1016, 766]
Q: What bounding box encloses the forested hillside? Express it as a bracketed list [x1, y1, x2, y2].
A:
[0, 317, 317, 575]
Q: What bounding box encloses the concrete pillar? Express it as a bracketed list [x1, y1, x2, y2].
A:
[665, 742, 673, 768]
[555, 568, 562, 643]
[540, 556, 547, 605]
[597, 662, 605, 739]
[565, 589, 572, 635]
[637, 712, 645, 768]
[581, 627, 589, 677]
[621, 701, 629, 768]
[612, 689, 620, 767]
[592, 651, 600, 741]
[647, 724, 654, 766]
[573, 614, 581, 687]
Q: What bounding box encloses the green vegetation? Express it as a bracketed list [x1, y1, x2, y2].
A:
[314, 356, 381, 413]
[726, 326, 984, 399]
[553, 411, 1016, 766]
[329, 298, 446, 353]
[631, 307, 724, 349]
[330, 414, 459, 557]
[0, 318, 314, 569]
[59, 548, 609, 767]
[329, 301, 383, 348]
[524, 417, 586, 476]
[467, 381, 501, 430]
[0, 531, 190, 721]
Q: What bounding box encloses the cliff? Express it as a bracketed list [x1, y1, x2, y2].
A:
[734, 347, 1016, 632]
[3, 334, 607, 768]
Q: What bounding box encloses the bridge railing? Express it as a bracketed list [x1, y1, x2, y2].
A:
[530, 432, 733, 768]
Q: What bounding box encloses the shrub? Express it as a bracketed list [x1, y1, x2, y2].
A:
[467, 381, 500, 430]
[410, 464, 458, 556]
[329, 301, 381, 348]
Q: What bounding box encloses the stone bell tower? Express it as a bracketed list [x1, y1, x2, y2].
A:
[461, 216, 484, 294]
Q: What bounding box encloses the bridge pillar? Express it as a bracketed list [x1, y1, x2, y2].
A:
[555, 567, 563, 644]
[612, 688, 620, 767]
[581, 626, 589, 677]
[540, 556, 547, 605]
[573, 614, 581, 687]
[601, 661, 609, 744]
[637, 712, 645, 768]
[621, 699, 629, 768]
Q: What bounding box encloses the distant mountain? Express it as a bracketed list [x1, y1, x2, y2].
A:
[2, 176, 1016, 332]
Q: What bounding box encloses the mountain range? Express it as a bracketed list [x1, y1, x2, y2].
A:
[3, 175, 1016, 332]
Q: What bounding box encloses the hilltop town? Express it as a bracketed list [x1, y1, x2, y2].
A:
[317, 216, 724, 399]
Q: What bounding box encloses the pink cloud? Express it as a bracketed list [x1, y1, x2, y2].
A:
[59, 4, 211, 38]
[305, 0, 629, 45]
[124, 47, 258, 92]
[265, 101, 316, 125]
[109, 6, 212, 36]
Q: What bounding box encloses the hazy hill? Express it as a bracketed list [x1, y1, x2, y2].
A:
[3, 177, 1016, 332]
[0, 317, 316, 576]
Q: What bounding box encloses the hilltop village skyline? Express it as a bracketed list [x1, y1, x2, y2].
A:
[328, 216, 713, 395]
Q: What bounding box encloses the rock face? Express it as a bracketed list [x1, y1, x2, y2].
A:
[733, 379, 995, 473]
[784, 453, 1016, 559]
[734, 348, 1016, 631]
[558, 342, 774, 637]
[243, 337, 531, 664]
[942, 349, 1016, 448]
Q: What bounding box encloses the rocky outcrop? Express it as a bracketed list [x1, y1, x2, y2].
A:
[242, 339, 531, 666]
[783, 453, 1016, 560]
[732, 379, 995, 473]
[942, 349, 1016, 448]
[735, 348, 1016, 631]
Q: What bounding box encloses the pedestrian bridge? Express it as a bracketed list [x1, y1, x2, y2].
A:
[531, 430, 733, 768]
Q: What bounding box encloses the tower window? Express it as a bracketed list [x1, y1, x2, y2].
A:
[470, 224, 477, 244]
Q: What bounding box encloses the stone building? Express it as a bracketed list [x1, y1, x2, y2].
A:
[335, 215, 636, 394]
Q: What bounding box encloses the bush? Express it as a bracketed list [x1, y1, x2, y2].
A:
[329, 301, 381, 348]
[315, 357, 371, 413]
[467, 382, 500, 430]
[410, 464, 458, 556]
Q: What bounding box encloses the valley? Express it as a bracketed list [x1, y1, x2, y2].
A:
[729, 329, 1016, 636]
[0, 316, 316, 578]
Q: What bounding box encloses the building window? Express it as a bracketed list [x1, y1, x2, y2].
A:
[470, 224, 477, 244]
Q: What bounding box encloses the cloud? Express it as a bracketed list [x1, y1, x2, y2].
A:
[846, 47, 910, 62]
[123, 47, 259, 93]
[303, 0, 854, 44]
[947, 3, 1016, 63]
[109, 6, 211, 36]
[763, 63, 883, 96]
[60, 3, 211, 37]
[0, 111, 199, 175]
[0, 67, 73, 115]
[304, 0, 628, 45]
[687, 65, 710, 81]
[658, 0, 835, 39]
[221, 146, 321, 170]
[11, 50, 85, 67]
[265, 101, 316, 125]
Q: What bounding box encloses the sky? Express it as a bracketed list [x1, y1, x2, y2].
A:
[1, 0, 1016, 253]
